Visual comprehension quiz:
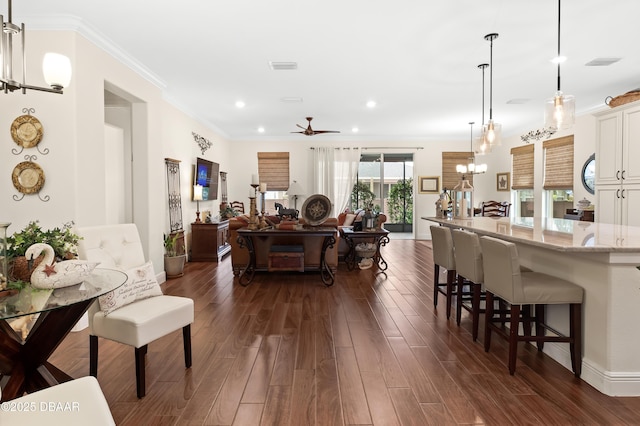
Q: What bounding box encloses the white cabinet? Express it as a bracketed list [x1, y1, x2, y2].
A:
[595, 101, 640, 226]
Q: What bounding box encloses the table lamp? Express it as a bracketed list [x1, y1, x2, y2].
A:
[193, 184, 203, 223]
[287, 180, 305, 210]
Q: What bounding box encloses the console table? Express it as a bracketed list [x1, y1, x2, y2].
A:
[191, 221, 231, 262]
[236, 227, 337, 286]
[340, 228, 390, 271]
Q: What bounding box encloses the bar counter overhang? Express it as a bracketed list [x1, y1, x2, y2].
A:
[423, 216, 640, 397]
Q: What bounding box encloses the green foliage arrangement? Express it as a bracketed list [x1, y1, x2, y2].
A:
[350, 181, 376, 211]
[7, 220, 81, 260]
[387, 178, 413, 224]
[164, 233, 180, 257]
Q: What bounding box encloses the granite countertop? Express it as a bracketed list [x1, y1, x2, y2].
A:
[422, 216, 640, 253]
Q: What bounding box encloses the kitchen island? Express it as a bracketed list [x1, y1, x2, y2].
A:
[423, 216, 640, 396]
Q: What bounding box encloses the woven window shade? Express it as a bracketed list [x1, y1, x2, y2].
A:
[543, 135, 574, 190]
[510, 145, 535, 190]
[442, 152, 474, 190]
[257, 152, 290, 191]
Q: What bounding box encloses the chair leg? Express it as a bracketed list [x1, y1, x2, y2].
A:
[456, 274, 464, 326]
[446, 270, 455, 319]
[508, 304, 521, 375]
[535, 304, 545, 351]
[183, 324, 193, 368]
[135, 345, 148, 398]
[570, 303, 582, 378]
[471, 283, 481, 342]
[433, 264, 440, 306]
[522, 305, 532, 337]
[484, 292, 494, 352]
[89, 335, 98, 378]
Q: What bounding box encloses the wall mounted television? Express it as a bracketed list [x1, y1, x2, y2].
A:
[194, 157, 219, 200]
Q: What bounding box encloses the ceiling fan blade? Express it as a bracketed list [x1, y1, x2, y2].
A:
[296, 124, 306, 130]
[312, 130, 340, 134]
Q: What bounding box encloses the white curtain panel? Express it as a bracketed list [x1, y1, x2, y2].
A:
[312, 147, 361, 216]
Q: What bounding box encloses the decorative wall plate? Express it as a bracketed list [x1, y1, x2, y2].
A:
[301, 194, 332, 226]
[12, 161, 45, 194]
[11, 115, 43, 148]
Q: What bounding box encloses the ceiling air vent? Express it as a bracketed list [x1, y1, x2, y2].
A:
[269, 61, 298, 70]
[507, 98, 530, 104]
[280, 97, 303, 103]
[585, 57, 621, 67]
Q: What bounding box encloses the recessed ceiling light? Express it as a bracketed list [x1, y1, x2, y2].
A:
[352, 127, 359, 133]
[235, 101, 245, 108]
[366, 101, 376, 108]
[257, 127, 265, 133]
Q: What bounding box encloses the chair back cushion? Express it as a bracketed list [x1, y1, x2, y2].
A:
[479, 236, 523, 302]
[76, 223, 146, 271]
[452, 229, 483, 283]
[430, 225, 455, 270]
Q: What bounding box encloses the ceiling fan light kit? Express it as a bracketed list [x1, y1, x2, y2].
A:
[291, 117, 340, 136]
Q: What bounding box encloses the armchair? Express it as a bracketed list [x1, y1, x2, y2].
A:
[75, 224, 194, 398]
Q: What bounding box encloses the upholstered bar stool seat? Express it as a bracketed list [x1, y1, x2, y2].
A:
[480, 236, 584, 376]
[0, 376, 115, 425]
[430, 225, 456, 319]
[452, 229, 485, 341]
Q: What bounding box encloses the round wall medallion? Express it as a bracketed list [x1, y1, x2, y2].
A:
[301, 194, 332, 225]
[11, 115, 44, 148]
[12, 161, 45, 194]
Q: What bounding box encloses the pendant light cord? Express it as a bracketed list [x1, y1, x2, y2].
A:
[557, 0, 562, 92]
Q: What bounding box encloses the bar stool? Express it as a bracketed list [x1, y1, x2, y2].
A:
[451, 229, 484, 341]
[430, 225, 456, 319]
[480, 236, 584, 377]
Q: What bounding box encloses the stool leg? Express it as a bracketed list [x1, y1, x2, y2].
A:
[570, 303, 582, 378]
[508, 304, 521, 375]
[433, 264, 440, 306]
[484, 292, 494, 352]
[446, 270, 455, 319]
[535, 304, 545, 351]
[522, 305, 532, 337]
[456, 274, 464, 325]
[89, 335, 98, 378]
[472, 283, 481, 342]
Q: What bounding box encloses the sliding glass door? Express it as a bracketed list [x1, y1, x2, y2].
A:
[352, 153, 414, 233]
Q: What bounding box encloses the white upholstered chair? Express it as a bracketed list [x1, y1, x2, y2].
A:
[75, 224, 194, 398]
[0, 376, 115, 425]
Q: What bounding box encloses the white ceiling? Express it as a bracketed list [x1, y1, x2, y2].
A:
[14, 0, 640, 143]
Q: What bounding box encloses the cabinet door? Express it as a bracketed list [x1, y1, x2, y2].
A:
[622, 106, 640, 185]
[596, 185, 621, 225]
[596, 112, 622, 185]
[621, 185, 640, 227]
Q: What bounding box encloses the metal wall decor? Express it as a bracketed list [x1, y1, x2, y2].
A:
[11, 108, 48, 155]
[192, 132, 212, 155]
[12, 154, 49, 202]
[220, 171, 228, 203]
[165, 158, 184, 232]
[520, 127, 556, 143]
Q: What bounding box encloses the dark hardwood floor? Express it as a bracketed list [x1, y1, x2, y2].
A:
[49, 239, 640, 425]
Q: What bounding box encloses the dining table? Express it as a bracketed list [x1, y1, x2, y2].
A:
[0, 268, 127, 401]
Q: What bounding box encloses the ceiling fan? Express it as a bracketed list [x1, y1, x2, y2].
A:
[292, 117, 340, 136]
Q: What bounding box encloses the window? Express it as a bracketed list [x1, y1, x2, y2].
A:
[511, 145, 535, 217]
[257, 152, 289, 191]
[543, 136, 574, 218]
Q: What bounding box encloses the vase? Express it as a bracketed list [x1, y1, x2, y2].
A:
[164, 254, 186, 279]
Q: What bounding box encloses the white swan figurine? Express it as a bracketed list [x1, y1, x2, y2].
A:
[25, 243, 100, 289]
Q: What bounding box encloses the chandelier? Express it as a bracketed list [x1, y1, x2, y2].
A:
[544, 0, 574, 130]
[457, 122, 487, 175]
[1, 0, 72, 94]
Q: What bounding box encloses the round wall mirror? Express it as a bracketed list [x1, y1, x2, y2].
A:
[581, 153, 595, 195]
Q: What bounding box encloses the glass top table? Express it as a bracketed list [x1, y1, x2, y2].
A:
[0, 268, 127, 401]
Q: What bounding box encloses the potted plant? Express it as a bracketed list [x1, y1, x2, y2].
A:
[7, 221, 81, 282]
[164, 232, 186, 278]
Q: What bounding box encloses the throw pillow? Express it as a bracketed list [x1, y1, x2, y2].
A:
[98, 261, 163, 315]
[342, 213, 357, 227]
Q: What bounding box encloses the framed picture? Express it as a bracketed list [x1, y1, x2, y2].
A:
[418, 176, 440, 194]
[497, 172, 510, 192]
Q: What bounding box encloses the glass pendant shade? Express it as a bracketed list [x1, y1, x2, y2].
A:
[474, 134, 491, 155]
[42, 53, 72, 90]
[545, 90, 575, 131]
[483, 119, 501, 147]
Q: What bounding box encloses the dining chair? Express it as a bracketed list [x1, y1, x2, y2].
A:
[480, 235, 583, 376]
[480, 201, 511, 217]
[0, 376, 115, 425]
[430, 225, 456, 319]
[230, 200, 245, 214]
[75, 223, 194, 398]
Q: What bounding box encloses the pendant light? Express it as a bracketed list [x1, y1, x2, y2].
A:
[457, 122, 487, 175]
[545, 0, 574, 130]
[483, 33, 501, 147]
[475, 63, 491, 155]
